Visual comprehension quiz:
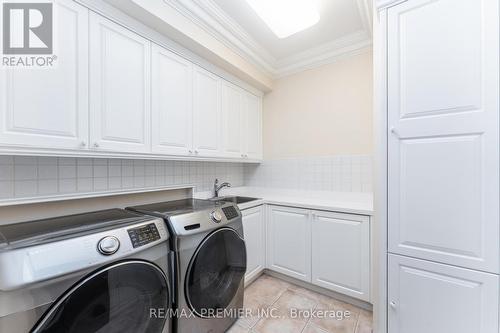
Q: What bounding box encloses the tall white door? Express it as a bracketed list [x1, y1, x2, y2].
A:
[193, 66, 221, 157]
[89, 13, 151, 153]
[388, 254, 499, 333]
[312, 211, 370, 301]
[151, 44, 193, 156]
[242, 206, 265, 283]
[0, 0, 88, 150]
[221, 81, 243, 158]
[267, 206, 311, 282]
[242, 92, 262, 160]
[387, 0, 499, 273]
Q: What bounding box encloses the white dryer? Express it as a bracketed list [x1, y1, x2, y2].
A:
[0, 209, 173, 333]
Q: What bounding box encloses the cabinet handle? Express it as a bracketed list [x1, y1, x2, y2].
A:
[195, 150, 199, 155]
[390, 127, 400, 138]
[80, 141, 86, 147]
[189, 150, 193, 154]
[390, 301, 397, 309]
[93, 143, 99, 148]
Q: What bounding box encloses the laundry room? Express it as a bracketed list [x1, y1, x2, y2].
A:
[0, 0, 498, 333]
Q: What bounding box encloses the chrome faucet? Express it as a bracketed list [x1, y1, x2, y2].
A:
[214, 178, 231, 198]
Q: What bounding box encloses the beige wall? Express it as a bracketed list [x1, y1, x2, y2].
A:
[263, 50, 373, 159]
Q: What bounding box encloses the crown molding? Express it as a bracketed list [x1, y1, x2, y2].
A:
[163, 0, 373, 78]
[275, 33, 373, 78]
[375, 0, 407, 11]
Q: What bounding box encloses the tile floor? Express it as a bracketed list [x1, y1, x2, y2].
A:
[229, 274, 372, 333]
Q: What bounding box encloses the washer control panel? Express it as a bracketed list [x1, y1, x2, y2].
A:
[127, 223, 161, 248]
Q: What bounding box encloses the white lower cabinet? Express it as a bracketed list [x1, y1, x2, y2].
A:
[312, 211, 370, 301]
[265, 205, 371, 301]
[242, 206, 265, 283]
[388, 254, 499, 333]
[267, 206, 312, 282]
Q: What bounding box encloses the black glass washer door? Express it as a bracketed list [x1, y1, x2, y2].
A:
[185, 227, 247, 318]
[31, 260, 169, 333]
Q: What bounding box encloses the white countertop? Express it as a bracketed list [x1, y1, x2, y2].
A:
[195, 187, 373, 216]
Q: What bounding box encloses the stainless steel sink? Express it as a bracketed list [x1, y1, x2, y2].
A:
[210, 196, 260, 204]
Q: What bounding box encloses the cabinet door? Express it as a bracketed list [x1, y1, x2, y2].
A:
[242, 206, 265, 283]
[89, 13, 151, 153]
[388, 254, 499, 333]
[242, 92, 262, 160]
[221, 81, 243, 158]
[312, 211, 370, 301]
[193, 66, 221, 157]
[387, 0, 499, 273]
[151, 44, 193, 155]
[0, 0, 88, 150]
[267, 206, 311, 282]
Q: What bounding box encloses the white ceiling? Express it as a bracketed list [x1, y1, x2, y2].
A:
[164, 0, 372, 77]
[211, 0, 367, 60]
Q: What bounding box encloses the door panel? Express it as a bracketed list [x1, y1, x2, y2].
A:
[89, 13, 151, 153]
[388, 254, 499, 333]
[242, 206, 265, 283]
[193, 66, 221, 157]
[151, 45, 193, 155]
[312, 212, 370, 301]
[387, 0, 499, 272]
[185, 228, 246, 317]
[32, 260, 169, 333]
[221, 82, 243, 158]
[243, 92, 262, 160]
[267, 206, 311, 282]
[0, 0, 88, 150]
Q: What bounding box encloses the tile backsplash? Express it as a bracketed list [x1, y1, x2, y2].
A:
[0, 156, 244, 200]
[0, 154, 372, 201]
[244, 155, 372, 192]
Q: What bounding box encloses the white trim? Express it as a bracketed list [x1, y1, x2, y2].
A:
[375, 0, 408, 11]
[0, 145, 263, 163]
[116, 0, 374, 78]
[274, 33, 373, 78]
[373, 7, 388, 333]
[0, 185, 194, 207]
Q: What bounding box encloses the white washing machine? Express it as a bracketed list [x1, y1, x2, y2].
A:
[0, 209, 173, 333]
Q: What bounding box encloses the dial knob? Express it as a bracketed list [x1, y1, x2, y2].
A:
[210, 210, 223, 223]
[98, 236, 120, 255]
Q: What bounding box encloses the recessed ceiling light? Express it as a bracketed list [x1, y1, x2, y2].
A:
[245, 0, 320, 39]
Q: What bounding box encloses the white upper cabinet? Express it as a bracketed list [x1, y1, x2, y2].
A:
[0, 0, 88, 150]
[242, 206, 265, 283]
[221, 81, 244, 158]
[388, 254, 499, 333]
[0, 4, 263, 161]
[312, 211, 370, 301]
[387, 0, 499, 273]
[242, 92, 263, 160]
[89, 13, 151, 153]
[267, 206, 312, 282]
[151, 44, 193, 156]
[193, 66, 221, 157]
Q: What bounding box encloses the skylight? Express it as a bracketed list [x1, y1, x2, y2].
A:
[245, 0, 320, 39]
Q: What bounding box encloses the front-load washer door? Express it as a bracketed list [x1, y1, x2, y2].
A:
[31, 260, 170, 333]
[185, 227, 247, 318]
